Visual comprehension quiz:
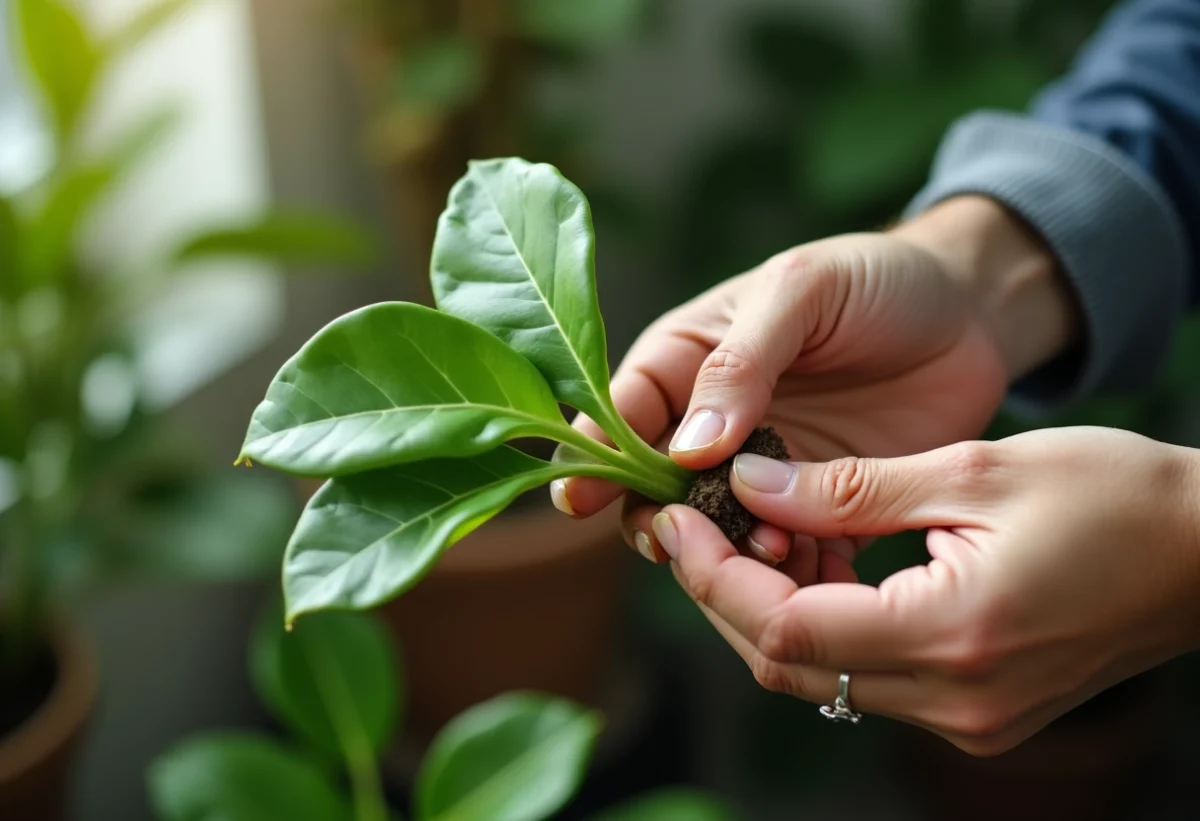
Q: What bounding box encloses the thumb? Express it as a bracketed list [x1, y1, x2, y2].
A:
[729, 442, 1002, 537]
[669, 254, 827, 468]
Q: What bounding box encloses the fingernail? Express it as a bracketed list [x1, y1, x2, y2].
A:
[733, 454, 795, 493]
[747, 536, 781, 566]
[671, 409, 725, 452]
[550, 479, 575, 516]
[652, 512, 679, 561]
[634, 530, 657, 563]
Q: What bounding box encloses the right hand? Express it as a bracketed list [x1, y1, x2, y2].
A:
[554, 196, 1078, 579]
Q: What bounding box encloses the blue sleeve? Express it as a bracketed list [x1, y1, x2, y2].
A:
[905, 0, 1199, 409]
[1032, 0, 1200, 305]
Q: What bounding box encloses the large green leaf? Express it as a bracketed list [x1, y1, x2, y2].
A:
[415, 692, 602, 821]
[431, 158, 613, 424]
[250, 606, 401, 762]
[239, 302, 571, 477]
[101, 0, 194, 58]
[17, 0, 101, 145]
[147, 733, 353, 821]
[515, 0, 646, 47]
[590, 789, 738, 821]
[282, 446, 612, 621]
[172, 211, 377, 267]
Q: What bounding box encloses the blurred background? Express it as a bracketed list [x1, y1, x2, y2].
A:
[4, 0, 1200, 819]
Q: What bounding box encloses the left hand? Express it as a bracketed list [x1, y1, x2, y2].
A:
[643, 426, 1200, 755]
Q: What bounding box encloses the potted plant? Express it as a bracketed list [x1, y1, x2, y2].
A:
[148, 599, 738, 821]
[0, 1, 376, 817]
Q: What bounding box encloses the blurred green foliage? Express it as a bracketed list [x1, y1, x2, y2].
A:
[0, 0, 378, 670]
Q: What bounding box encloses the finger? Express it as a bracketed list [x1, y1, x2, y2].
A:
[745, 522, 791, 566]
[669, 252, 826, 469]
[557, 334, 709, 518]
[654, 505, 935, 670]
[693, 601, 926, 722]
[730, 441, 1004, 537]
[626, 499, 793, 568]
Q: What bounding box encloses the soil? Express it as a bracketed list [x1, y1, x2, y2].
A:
[0, 639, 57, 737]
[685, 426, 790, 542]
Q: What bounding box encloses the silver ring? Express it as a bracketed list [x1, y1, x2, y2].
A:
[819, 672, 863, 724]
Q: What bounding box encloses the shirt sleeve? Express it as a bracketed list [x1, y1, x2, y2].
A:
[904, 0, 1200, 412]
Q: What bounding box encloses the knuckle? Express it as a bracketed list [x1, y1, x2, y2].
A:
[697, 346, 766, 393]
[943, 697, 1014, 742]
[749, 652, 793, 696]
[943, 441, 999, 495]
[952, 733, 1016, 758]
[819, 457, 873, 527]
[683, 566, 717, 611]
[757, 605, 808, 664]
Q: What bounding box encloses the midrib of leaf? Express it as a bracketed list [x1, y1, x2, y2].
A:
[250, 402, 563, 442]
[427, 713, 598, 821]
[298, 629, 387, 821]
[473, 169, 609, 417]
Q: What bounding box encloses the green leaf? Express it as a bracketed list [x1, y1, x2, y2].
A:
[415, 692, 602, 821]
[251, 606, 401, 761]
[21, 162, 119, 285]
[590, 788, 739, 821]
[17, 0, 102, 145]
[398, 35, 484, 112]
[282, 447, 609, 621]
[239, 302, 573, 477]
[147, 733, 353, 821]
[516, 0, 646, 47]
[101, 472, 295, 582]
[430, 158, 613, 425]
[101, 0, 194, 58]
[172, 210, 378, 267]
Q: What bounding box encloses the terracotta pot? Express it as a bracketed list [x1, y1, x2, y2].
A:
[0, 624, 98, 821]
[378, 501, 628, 742]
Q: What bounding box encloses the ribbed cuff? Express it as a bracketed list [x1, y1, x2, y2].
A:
[904, 111, 1189, 414]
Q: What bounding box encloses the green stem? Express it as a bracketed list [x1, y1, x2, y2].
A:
[557, 425, 692, 504]
[301, 634, 389, 821]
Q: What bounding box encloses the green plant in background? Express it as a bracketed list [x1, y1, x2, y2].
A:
[238, 158, 692, 623]
[0, 0, 376, 678]
[148, 603, 736, 821]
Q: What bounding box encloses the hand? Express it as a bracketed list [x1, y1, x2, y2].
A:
[554, 196, 1078, 571]
[647, 426, 1200, 755]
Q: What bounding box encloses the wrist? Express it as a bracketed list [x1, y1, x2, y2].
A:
[1172, 445, 1200, 651]
[891, 195, 1081, 383]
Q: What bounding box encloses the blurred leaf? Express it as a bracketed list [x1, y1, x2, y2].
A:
[250, 606, 401, 762]
[516, 0, 646, 47]
[591, 789, 739, 821]
[102, 471, 296, 581]
[415, 692, 601, 821]
[101, 0, 193, 58]
[0, 196, 20, 301]
[735, 13, 862, 100]
[147, 733, 353, 821]
[172, 211, 377, 267]
[802, 53, 1049, 209]
[21, 163, 118, 286]
[105, 103, 182, 169]
[398, 35, 484, 112]
[17, 0, 102, 145]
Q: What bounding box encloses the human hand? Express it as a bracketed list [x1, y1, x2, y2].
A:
[646, 426, 1200, 755]
[553, 196, 1078, 570]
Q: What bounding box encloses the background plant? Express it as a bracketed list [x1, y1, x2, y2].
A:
[0, 0, 377, 677]
[147, 602, 736, 821]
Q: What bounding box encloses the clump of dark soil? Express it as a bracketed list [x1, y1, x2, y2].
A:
[684, 426, 790, 542]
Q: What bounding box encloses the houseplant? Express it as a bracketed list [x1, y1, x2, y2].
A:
[148, 600, 737, 821]
[0, 0, 376, 816]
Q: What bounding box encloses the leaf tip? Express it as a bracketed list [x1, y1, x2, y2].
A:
[233, 454, 253, 468]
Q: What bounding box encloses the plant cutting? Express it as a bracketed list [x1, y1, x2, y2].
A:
[240, 157, 788, 624]
[0, 0, 376, 815]
[149, 602, 736, 821]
